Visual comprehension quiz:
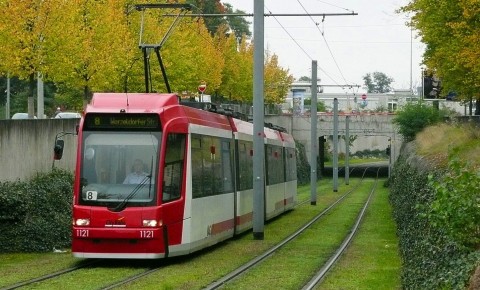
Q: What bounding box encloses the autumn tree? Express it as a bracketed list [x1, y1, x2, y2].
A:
[214, 25, 243, 101]
[45, 0, 144, 107]
[0, 0, 291, 114]
[223, 3, 251, 39]
[233, 37, 254, 102]
[186, 0, 251, 39]
[363, 71, 394, 93]
[264, 52, 293, 104]
[0, 0, 59, 117]
[161, 17, 224, 96]
[401, 0, 480, 110]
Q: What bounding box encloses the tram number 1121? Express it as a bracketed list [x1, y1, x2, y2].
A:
[76, 229, 89, 237]
[140, 230, 154, 238]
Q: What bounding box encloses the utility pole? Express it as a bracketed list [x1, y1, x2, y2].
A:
[345, 115, 350, 185]
[310, 60, 318, 205]
[333, 98, 339, 192]
[37, 72, 44, 119]
[252, 0, 265, 240]
[6, 74, 10, 119]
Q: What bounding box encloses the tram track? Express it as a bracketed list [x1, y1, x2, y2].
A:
[203, 167, 374, 290]
[302, 168, 380, 290]
[0, 259, 102, 290]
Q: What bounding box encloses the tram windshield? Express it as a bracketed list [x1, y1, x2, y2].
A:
[79, 131, 161, 207]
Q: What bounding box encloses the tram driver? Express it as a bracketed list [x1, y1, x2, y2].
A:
[123, 159, 149, 184]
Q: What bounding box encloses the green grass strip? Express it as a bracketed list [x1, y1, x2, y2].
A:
[0, 253, 80, 287]
[221, 179, 375, 289]
[319, 182, 401, 289]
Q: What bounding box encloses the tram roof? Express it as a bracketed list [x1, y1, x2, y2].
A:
[87, 93, 179, 113]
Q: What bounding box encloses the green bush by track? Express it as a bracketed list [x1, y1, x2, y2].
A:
[389, 155, 480, 289]
[0, 169, 73, 252]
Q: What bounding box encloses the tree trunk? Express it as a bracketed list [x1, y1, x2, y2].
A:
[27, 73, 35, 118]
[469, 97, 473, 116]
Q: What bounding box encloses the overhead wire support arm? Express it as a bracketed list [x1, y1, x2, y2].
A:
[134, 4, 192, 11]
[136, 3, 192, 93]
[159, 12, 357, 17]
[154, 47, 170, 93]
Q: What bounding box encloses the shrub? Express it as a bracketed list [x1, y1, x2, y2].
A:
[0, 169, 73, 252]
[427, 158, 480, 248]
[392, 101, 445, 142]
[351, 149, 385, 159]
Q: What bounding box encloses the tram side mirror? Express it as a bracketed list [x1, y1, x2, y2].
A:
[54, 139, 65, 160]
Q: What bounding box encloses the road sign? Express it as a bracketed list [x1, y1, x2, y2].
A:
[198, 83, 206, 93]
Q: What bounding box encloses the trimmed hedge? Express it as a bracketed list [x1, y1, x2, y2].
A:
[0, 169, 73, 252]
[389, 155, 480, 289]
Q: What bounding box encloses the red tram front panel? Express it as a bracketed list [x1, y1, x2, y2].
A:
[73, 207, 166, 258]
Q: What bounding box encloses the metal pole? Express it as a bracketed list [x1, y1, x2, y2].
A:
[6, 74, 10, 119]
[252, 0, 265, 240]
[410, 26, 413, 94]
[421, 69, 424, 100]
[345, 115, 350, 185]
[333, 98, 339, 192]
[37, 72, 44, 119]
[310, 60, 318, 206]
[388, 138, 392, 179]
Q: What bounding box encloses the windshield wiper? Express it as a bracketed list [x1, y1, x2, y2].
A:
[148, 157, 153, 198]
[108, 175, 151, 212]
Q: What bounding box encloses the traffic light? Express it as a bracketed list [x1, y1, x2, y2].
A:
[423, 73, 442, 98]
[386, 145, 391, 156]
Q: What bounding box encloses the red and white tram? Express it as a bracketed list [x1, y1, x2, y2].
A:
[70, 92, 297, 259]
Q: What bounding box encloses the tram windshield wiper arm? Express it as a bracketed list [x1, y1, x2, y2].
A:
[148, 157, 153, 198]
[109, 175, 151, 212]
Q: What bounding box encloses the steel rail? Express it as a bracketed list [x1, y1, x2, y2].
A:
[203, 167, 369, 290]
[301, 167, 380, 290]
[1, 259, 101, 290]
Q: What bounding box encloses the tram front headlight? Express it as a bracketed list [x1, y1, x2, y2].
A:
[75, 218, 90, 226]
[143, 219, 159, 227]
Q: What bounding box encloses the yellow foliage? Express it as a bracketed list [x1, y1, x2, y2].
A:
[0, 0, 293, 105]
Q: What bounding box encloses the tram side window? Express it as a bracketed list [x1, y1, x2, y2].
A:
[285, 147, 297, 181]
[192, 134, 233, 198]
[237, 141, 253, 191]
[201, 136, 214, 196]
[266, 144, 285, 185]
[162, 133, 185, 202]
[220, 140, 234, 193]
[191, 136, 203, 198]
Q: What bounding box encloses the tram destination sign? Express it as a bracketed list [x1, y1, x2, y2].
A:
[84, 113, 160, 130]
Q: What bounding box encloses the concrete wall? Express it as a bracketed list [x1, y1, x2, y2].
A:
[0, 114, 399, 182]
[0, 119, 79, 182]
[266, 113, 401, 164]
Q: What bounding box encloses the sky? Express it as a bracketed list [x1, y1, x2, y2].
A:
[224, 0, 425, 94]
